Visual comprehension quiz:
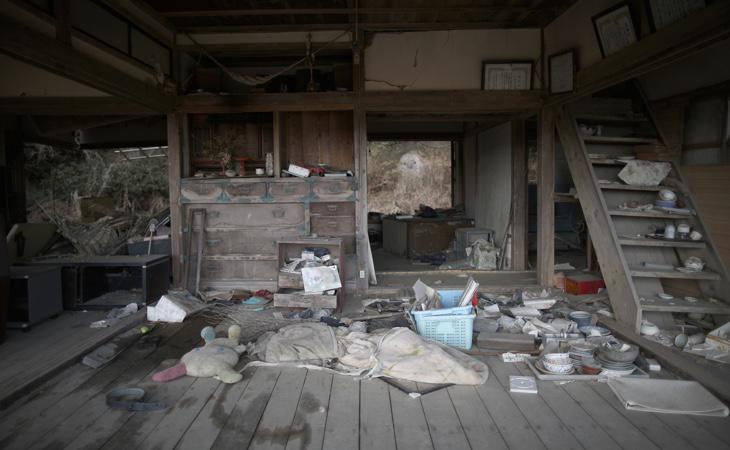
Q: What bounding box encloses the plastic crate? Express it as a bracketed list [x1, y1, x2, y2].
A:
[411, 289, 475, 349]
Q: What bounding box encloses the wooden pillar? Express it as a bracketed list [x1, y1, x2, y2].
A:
[537, 108, 555, 286]
[510, 119, 527, 270]
[54, 0, 71, 45]
[166, 113, 184, 287]
[353, 30, 369, 293]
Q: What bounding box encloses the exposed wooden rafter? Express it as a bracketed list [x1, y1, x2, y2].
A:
[0, 97, 159, 116]
[0, 18, 175, 112]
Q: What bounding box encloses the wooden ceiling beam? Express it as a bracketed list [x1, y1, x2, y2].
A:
[0, 97, 160, 116]
[0, 18, 175, 112]
[177, 21, 519, 33]
[160, 7, 530, 17]
[359, 90, 543, 114]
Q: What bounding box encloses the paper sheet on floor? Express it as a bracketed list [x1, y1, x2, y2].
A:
[608, 378, 729, 417]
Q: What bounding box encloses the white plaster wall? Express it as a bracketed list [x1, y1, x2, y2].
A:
[364, 29, 541, 91]
[474, 122, 512, 244]
[543, 0, 617, 70]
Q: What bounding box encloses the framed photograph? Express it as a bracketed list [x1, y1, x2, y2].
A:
[481, 61, 534, 90]
[646, 0, 706, 31]
[549, 50, 576, 95]
[592, 3, 638, 57]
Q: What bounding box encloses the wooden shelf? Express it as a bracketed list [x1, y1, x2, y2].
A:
[576, 114, 649, 124]
[589, 158, 626, 166]
[640, 297, 730, 314]
[584, 136, 657, 145]
[609, 210, 694, 219]
[630, 268, 721, 280]
[599, 183, 667, 191]
[618, 237, 705, 248]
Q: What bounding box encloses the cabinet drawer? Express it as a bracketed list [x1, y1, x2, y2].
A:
[312, 180, 355, 200]
[181, 183, 223, 202]
[268, 182, 310, 201]
[310, 202, 355, 217]
[224, 182, 267, 201]
[311, 216, 355, 235]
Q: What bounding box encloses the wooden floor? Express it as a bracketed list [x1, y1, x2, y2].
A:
[0, 309, 145, 408]
[1, 318, 729, 450]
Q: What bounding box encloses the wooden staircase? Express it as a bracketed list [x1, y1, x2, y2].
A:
[555, 89, 730, 332]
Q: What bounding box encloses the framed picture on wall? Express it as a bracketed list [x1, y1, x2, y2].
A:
[646, 0, 706, 31]
[481, 61, 534, 90]
[592, 3, 638, 57]
[549, 50, 576, 95]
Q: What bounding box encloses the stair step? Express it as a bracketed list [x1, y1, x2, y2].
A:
[630, 268, 721, 280]
[640, 297, 730, 315]
[609, 209, 694, 219]
[600, 183, 667, 191]
[576, 114, 649, 124]
[584, 136, 656, 145]
[619, 237, 706, 248]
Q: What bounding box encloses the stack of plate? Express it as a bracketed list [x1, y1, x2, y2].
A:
[596, 340, 639, 376]
[568, 342, 596, 369]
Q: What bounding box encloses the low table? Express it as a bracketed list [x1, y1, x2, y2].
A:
[20, 255, 170, 309]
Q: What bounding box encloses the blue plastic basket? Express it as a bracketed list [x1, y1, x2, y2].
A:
[411, 289, 475, 349]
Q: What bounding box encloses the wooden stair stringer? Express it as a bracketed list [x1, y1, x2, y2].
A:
[556, 107, 642, 332]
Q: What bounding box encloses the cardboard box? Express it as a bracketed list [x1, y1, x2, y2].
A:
[565, 274, 605, 295]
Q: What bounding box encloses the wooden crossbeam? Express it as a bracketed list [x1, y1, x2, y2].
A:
[176, 21, 518, 33]
[0, 97, 158, 115]
[359, 90, 543, 114]
[0, 18, 175, 112]
[160, 7, 529, 17]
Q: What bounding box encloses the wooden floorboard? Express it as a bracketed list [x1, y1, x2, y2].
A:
[513, 363, 621, 450]
[590, 381, 698, 450]
[0, 310, 145, 408]
[4, 315, 730, 450]
[418, 383, 471, 450]
[176, 366, 256, 450]
[212, 366, 282, 449]
[447, 385, 508, 450]
[359, 379, 396, 450]
[486, 357, 583, 450]
[322, 374, 360, 450]
[473, 359, 546, 449]
[249, 367, 308, 450]
[389, 381, 434, 450]
[285, 370, 333, 450]
[560, 381, 660, 449]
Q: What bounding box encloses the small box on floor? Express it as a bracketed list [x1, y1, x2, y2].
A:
[565, 274, 605, 295]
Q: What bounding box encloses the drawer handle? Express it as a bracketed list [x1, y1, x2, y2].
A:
[326, 205, 338, 212]
[327, 221, 338, 228]
[273, 209, 285, 218]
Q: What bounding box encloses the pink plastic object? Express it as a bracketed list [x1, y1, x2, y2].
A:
[152, 363, 187, 382]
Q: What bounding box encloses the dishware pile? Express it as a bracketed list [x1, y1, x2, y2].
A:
[596, 339, 639, 376]
[536, 352, 574, 375]
[568, 342, 602, 374]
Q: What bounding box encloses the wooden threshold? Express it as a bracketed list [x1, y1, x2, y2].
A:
[598, 316, 730, 403]
[630, 268, 721, 280]
[618, 237, 706, 248]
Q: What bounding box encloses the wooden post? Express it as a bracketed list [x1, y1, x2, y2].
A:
[167, 113, 184, 287]
[353, 30, 369, 293]
[510, 119, 527, 271]
[537, 109, 555, 286]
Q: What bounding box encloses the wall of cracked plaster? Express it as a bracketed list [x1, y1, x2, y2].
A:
[364, 29, 542, 91]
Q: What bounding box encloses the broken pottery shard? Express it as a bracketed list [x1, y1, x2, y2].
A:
[617, 160, 671, 186]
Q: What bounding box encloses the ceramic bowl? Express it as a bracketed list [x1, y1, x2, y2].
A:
[657, 292, 674, 300]
[640, 320, 660, 336]
[542, 353, 572, 370]
[658, 189, 677, 202]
